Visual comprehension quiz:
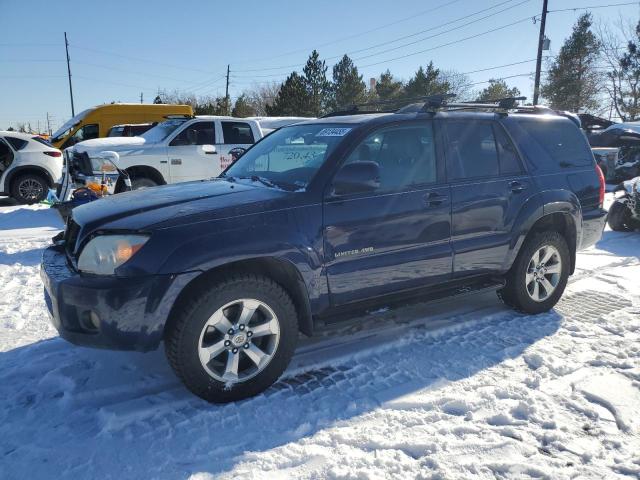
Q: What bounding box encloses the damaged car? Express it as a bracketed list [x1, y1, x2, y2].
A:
[608, 176, 640, 231]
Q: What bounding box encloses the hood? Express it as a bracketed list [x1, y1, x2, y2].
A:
[73, 136, 148, 154]
[71, 179, 293, 238]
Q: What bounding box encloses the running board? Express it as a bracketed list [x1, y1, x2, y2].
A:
[318, 277, 506, 325]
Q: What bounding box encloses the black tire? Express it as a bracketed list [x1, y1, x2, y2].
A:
[165, 274, 298, 403]
[130, 177, 158, 191]
[607, 200, 633, 232]
[498, 231, 570, 314]
[11, 173, 49, 204]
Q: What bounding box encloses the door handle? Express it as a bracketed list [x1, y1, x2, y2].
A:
[171, 158, 182, 165]
[423, 192, 448, 207]
[509, 181, 526, 193]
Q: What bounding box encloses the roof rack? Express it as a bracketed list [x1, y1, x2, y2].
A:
[321, 94, 567, 119]
[321, 94, 457, 118]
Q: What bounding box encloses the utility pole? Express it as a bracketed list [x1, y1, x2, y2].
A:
[46, 112, 51, 135]
[140, 92, 144, 104]
[64, 32, 75, 116]
[533, 0, 548, 105]
[225, 64, 230, 115]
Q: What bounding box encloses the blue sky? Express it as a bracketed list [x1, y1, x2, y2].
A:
[1, 0, 639, 131]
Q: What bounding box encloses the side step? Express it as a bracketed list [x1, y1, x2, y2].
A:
[318, 277, 506, 325]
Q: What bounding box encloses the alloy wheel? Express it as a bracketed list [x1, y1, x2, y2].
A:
[18, 178, 44, 201]
[525, 245, 562, 302]
[197, 298, 280, 383]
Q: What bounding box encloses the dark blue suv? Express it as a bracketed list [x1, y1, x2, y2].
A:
[41, 99, 607, 402]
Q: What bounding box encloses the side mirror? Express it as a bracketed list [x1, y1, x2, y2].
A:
[229, 147, 246, 161]
[202, 144, 217, 155]
[332, 161, 380, 196]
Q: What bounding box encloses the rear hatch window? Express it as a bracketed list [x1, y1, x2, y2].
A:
[511, 117, 594, 171]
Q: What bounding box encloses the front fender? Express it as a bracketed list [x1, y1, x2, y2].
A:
[128, 204, 327, 311]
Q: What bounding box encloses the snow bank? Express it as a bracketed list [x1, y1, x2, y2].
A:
[0, 198, 638, 479]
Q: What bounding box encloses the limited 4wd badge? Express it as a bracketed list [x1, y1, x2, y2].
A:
[335, 246, 374, 258]
[316, 127, 351, 137]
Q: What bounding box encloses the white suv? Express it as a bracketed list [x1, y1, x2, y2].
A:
[62, 116, 264, 195]
[0, 131, 63, 204]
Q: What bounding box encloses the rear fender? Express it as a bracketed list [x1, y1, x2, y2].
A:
[503, 190, 580, 273]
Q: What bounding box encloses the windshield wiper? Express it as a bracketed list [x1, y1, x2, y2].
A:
[238, 175, 278, 189]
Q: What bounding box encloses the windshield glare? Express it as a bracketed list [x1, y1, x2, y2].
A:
[223, 124, 349, 190]
[51, 108, 92, 141]
[141, 119, 187, 143]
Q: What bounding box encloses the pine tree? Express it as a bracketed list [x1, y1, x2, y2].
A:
[402, 62, 450, 99]
[303, 50, 330, 116]
[541, 13, 600, 112]
[476, 79, 521, 102]
[232, 94, 256, 117]
[331, 55, 367, 109]
[266, 72, 310, 116]
[375, 70, 403, 101]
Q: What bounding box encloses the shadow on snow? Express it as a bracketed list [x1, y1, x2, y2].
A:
[0, 297, 562, 479]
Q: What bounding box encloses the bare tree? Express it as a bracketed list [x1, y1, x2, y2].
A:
[597, 18, 640, 120]
[440, 70, 473, 101]
[241, 82, 281, 116]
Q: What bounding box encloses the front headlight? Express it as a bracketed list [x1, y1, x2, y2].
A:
[77, 235, 149, 275]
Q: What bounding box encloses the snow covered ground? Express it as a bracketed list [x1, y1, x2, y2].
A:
[0, 197, 638, 479]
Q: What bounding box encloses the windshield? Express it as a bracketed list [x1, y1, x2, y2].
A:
[51, 108, 92, 142]
[223, 123, 349, 191]
[140, 119, 187, 143]
[222, 123, 351, 191]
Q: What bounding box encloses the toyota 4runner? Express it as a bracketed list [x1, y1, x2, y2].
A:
[41, 97, 607, 403]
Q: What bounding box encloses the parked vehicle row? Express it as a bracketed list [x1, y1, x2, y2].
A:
[41, 97, 608, 403]
[57, 115, 309, 202]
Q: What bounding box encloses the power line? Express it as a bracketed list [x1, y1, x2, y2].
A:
[68, 44, 220, 75]
[547, 1, 639, 14]
[230, 0, 466, 66]
[234, 0, 531, 73]
[358, 15, 533, 69]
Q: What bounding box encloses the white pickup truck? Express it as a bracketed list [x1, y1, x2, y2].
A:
[60, 116, 272, 197]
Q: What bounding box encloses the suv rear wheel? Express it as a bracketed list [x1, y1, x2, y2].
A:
[11, 173, 49, 204]
[498, 231, 570, 314]
[165, 274, 298, 403]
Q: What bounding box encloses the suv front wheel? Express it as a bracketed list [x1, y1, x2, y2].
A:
[498, 231, 570, 314]
[165, 274, 298, 403]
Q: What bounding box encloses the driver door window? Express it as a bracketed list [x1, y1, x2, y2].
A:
[342, 123, 438, 192]
[168, 121, 217, 183]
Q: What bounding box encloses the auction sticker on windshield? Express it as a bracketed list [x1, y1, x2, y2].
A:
[316, 127, 351, 137]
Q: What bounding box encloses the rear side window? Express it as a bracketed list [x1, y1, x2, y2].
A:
[5, 137, 28, 151]
[32, 136, 53, 147]
[446, 121, 499, 180]
[514, 118, 593, 170]
[493, 124, 523, 175]
[222, 122, 255, 144]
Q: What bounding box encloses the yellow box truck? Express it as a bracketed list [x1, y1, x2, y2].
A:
[49, 103, 193, 149]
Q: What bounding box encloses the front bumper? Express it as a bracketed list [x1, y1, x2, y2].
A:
[40, 245, 198, 351]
